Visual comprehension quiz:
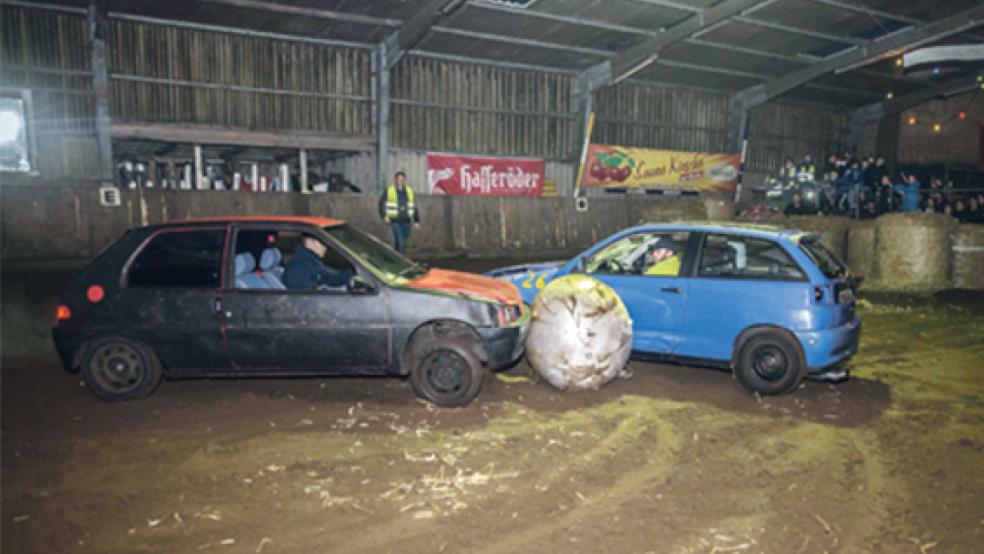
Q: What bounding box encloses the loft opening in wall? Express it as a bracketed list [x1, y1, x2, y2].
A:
[0, 88, 37, 175]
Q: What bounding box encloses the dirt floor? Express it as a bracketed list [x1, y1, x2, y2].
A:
[2, 262, 984, 553]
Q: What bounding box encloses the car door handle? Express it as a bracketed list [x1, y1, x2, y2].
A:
[660, 286, 682, 294]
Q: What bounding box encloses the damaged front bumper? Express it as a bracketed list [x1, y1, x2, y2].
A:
[479, 304, 531, 369]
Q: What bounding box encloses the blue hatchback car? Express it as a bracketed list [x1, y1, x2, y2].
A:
[488, 222, 861, 395]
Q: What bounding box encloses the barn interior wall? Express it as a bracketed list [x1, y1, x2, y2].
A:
[745, 101, 850, 174]
[0, 184, 713, 267]
[0, 5, 99, 179]
[106, 17, 373, 135]
[4, 3, 854, 197]
[897, 92, 983, 166]
[592, 81, 729, 153]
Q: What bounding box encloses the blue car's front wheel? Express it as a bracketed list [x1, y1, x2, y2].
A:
[735, 330, 805, 396]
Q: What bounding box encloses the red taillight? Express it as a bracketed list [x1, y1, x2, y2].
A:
[86, 285, 105, 303]
[56, 305, 72, 321]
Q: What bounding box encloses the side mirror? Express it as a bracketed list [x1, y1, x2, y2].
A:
[347, 275, 374, 294]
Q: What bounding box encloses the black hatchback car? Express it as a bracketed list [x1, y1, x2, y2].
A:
[52, 216, 529, 406]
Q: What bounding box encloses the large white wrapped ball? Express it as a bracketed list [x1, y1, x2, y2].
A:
[526, 275, 633, 390]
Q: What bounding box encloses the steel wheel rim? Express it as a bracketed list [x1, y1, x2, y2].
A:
[424, 350, 469, 395]
[91, 343, 144, 394]
[752, 344, 788, 381]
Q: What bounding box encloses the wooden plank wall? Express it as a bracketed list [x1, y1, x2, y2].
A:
[390, 56, 577, 161]
[0, 5, 100, 177]
[106, 18, 372, 135]
[592, 81, 730, 154]
[746, 101, 849, 172]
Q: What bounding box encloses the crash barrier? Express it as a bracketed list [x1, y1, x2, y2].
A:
[845, 220, 876, 281]
[0, 183, 729, 267]
[4, 183, 980, 291]
[867, 213, 956, 292]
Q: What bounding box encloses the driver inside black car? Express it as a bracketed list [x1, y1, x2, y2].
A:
[282, 235, 353, 290]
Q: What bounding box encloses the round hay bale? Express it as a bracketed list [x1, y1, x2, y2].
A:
[869, 212, 955, 292]
[526, 275, 633, 390]
[845, 220, 876, 280]
[702, 198, 736, 220]
[637, 197, 707, 224]
[784, 216, 852, 261]
[951, 224, 984, 290]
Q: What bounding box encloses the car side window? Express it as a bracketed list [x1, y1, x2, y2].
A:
[128, 230, 226, 288]
[698, 234, 805, 280]
[233, 228, 358, 292]
[585, 231, 689, 277]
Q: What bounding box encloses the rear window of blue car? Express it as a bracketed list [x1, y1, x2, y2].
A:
[698, 234, 806, 280]
[799, 237, 846, 279]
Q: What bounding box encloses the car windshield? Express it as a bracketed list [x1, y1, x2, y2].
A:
[799, 236, 846, 279]
[324, 224, 427, 282]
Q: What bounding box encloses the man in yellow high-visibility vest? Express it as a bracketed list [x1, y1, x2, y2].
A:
[377, 171, 420, 253]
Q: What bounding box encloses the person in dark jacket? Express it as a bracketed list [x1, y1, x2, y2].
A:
[282, 235, 352, 290]
[378, 171, 420, 253]
[864, 155, 889, 193]
[784, 193, 813, 216]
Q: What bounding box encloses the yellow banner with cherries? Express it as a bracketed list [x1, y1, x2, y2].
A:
[584, 144, 739, 192]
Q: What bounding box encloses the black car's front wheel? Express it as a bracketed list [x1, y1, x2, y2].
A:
[80, 337, 162, 401]
[410, 339, 485, 407]
[734, 329, 805, 396]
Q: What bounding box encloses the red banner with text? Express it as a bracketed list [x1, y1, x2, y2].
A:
[427, 153, 544, 196]
[584, 144, 739, 192]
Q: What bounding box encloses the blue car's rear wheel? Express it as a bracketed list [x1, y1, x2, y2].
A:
[410, 339, 484, 407]
[80, 337, 162, 401]
[735, 330, 804, 396]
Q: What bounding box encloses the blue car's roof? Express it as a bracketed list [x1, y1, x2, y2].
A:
[631, 220, 807, 240]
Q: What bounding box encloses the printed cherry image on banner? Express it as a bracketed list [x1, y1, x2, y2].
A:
[427, 153, 545, 196]
[584, 144, 740, 192]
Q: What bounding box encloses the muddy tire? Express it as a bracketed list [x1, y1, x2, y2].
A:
[80, 337, 162, 401]
[734, 330, 805, 396]
[409, 338, 485, 407]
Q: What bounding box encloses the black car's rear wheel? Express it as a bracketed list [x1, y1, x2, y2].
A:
[81, 337, 162, 401]
[734, 330, 805, 396]
[410, 339, 484, 407]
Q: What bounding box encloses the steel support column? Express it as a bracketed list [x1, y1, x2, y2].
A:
[373, 44, 391, 193]
[88, 1, 113, 181]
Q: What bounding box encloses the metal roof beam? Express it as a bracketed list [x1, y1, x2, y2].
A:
[806, 0, 922, 26]
[650, 59, 882, 100]
[735, 3, 984, 110]
[732, 16, 868, 46]
[383, 0, 466, 69]
[684, 37, 808, 63]
[198, 0, 401, 28]
[464, 1, 659, 37]
[577, 0, 773, 91]
[430, 26, 615, 57]
[631, 0, 701, 13]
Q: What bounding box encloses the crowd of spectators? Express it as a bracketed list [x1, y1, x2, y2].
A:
[768, 151, 984, 224]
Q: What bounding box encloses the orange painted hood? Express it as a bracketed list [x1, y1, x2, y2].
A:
[403, 268, 522, 305]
